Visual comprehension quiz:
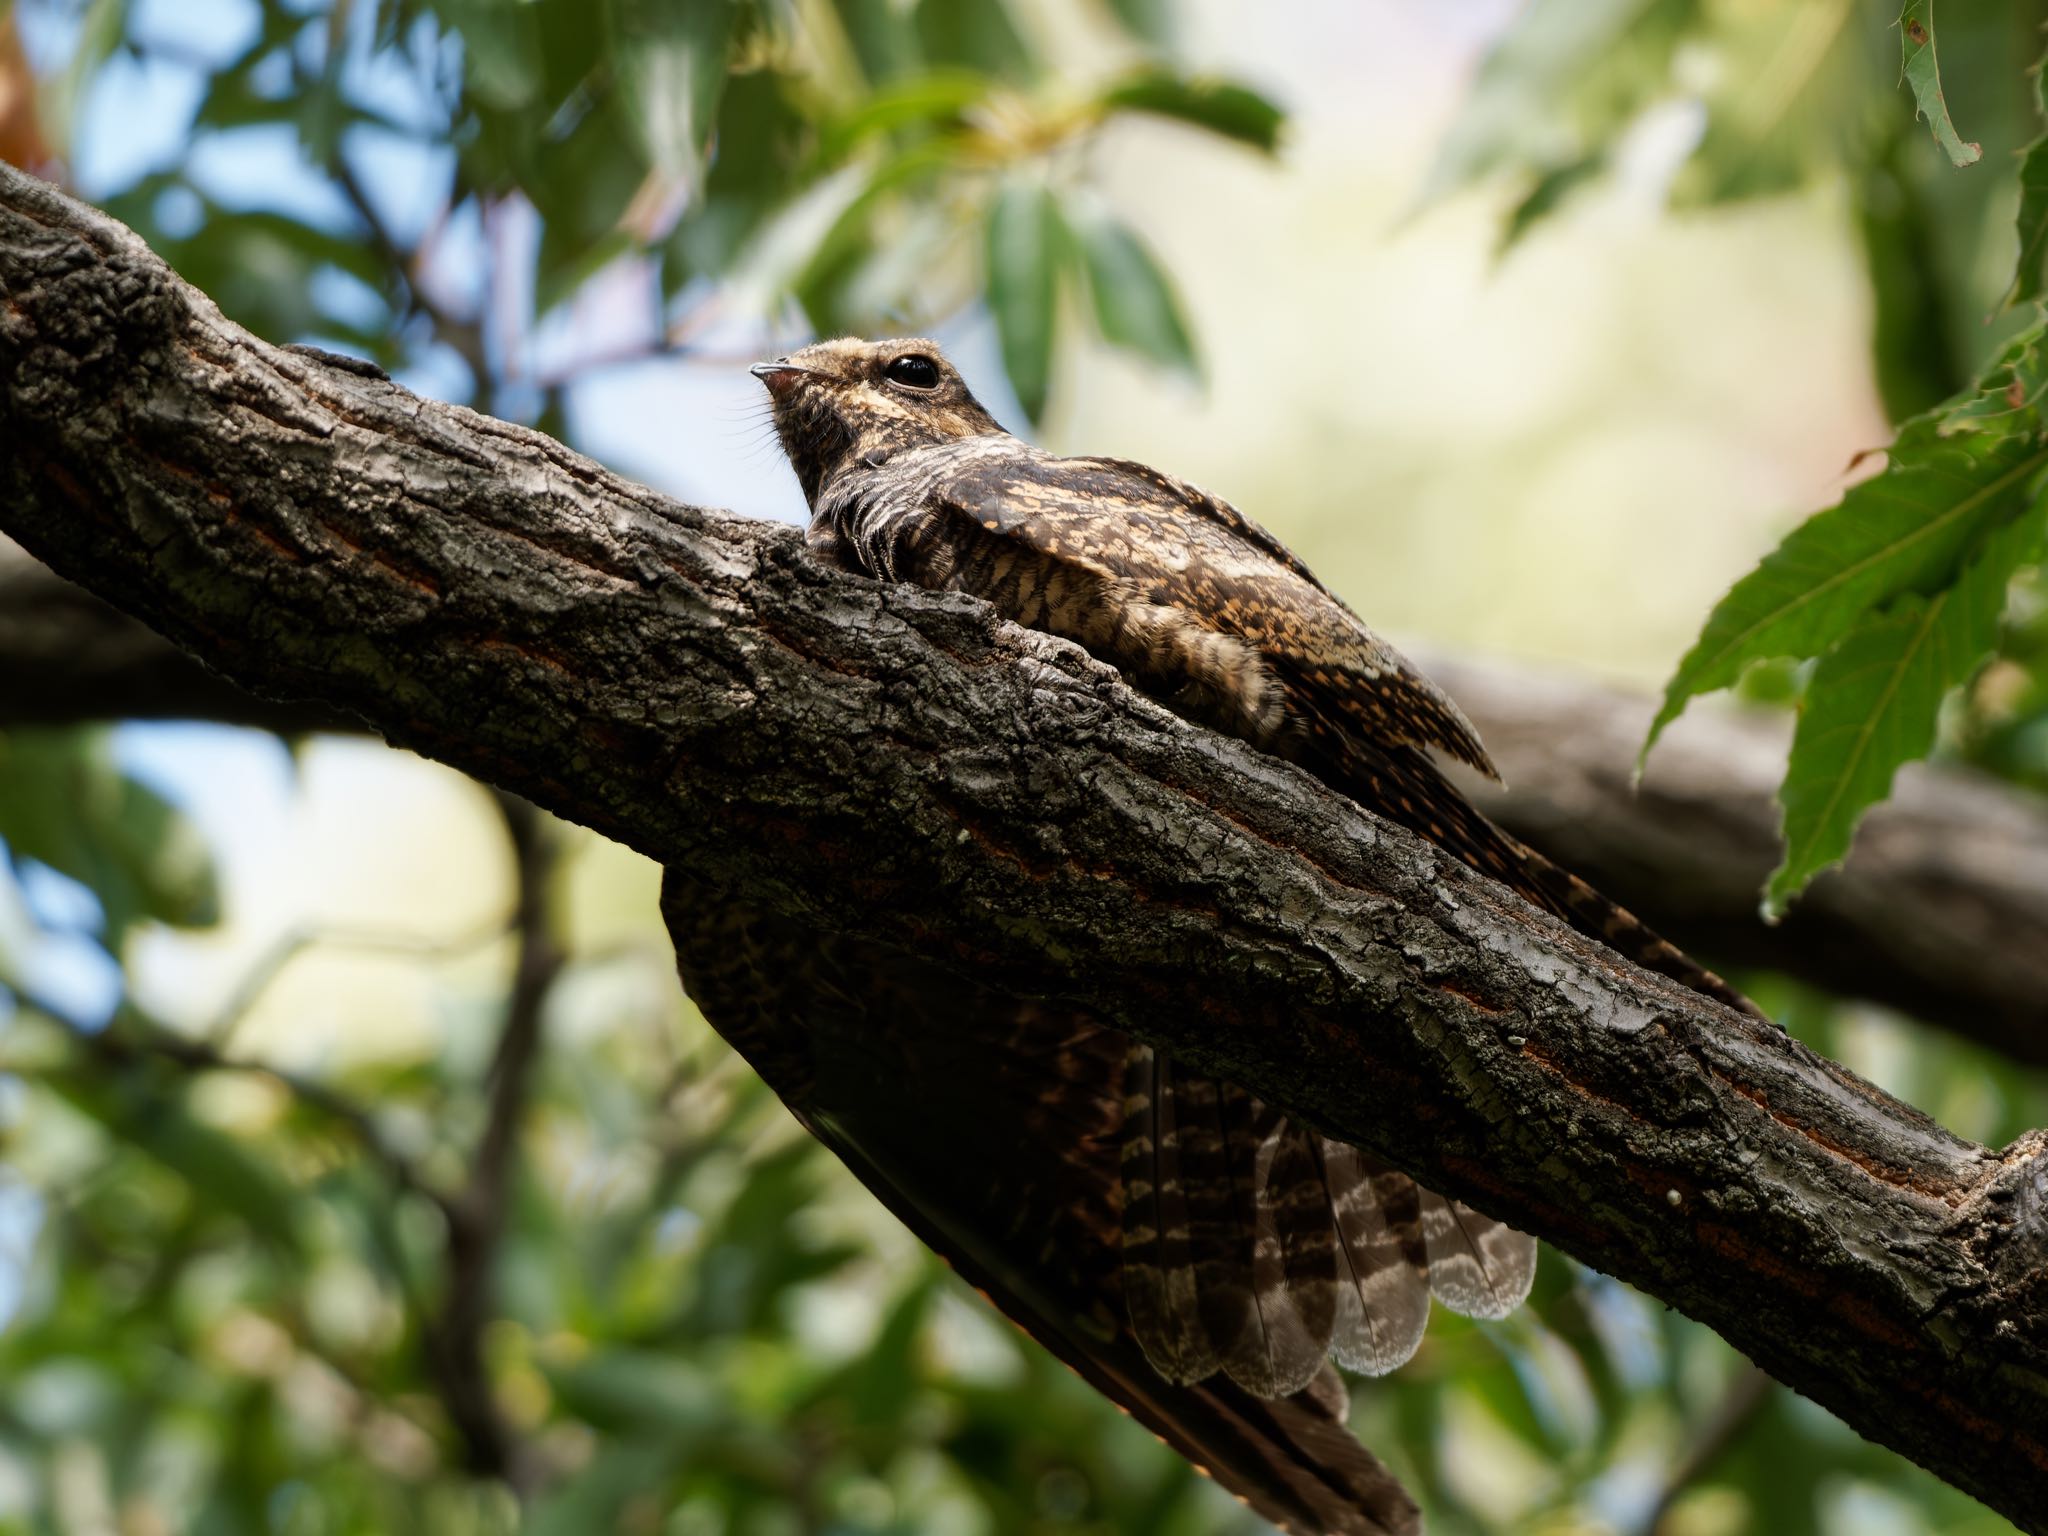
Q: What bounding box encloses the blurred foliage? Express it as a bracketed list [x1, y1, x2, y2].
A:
[5, 1, 2048, 1533]
[1434, 0, 2048, 911]
[1432, 0, 2048, 421]
[48, 0, 1280, 427]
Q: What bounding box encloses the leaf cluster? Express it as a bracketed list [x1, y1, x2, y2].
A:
[1444, 0, 2048, 913]
[66, 0, 1279, 427]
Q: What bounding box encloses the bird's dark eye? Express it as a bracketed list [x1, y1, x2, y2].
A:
[884, 354, 941, 390]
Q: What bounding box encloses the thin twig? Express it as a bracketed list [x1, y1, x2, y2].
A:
[21, 996, 448, 1215]
[1643, 1365, 1774, 1535]
[331, 150, 492, 394]
[421, 788, 561, 1490]
[204, 913, 515, 1049]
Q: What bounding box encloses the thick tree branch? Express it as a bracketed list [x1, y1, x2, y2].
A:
[10, 547, 2047, 1067]
[0, 549, 359, 732]
[4, 163, 2047, 1530]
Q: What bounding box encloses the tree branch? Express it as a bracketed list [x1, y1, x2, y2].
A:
[4, 162, 2046, 1530]
[1640, 1364, 1773, 1535]
[0, 549, 361, 733]
[9, 549, 2048, 1067]
[425, 789, 558, 1488]
[1424, 654, 2048, 1064]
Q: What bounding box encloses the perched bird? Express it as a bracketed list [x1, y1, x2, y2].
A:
[662, 337, 1757, 1535]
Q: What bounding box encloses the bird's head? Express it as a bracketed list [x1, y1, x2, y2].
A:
[751, 338, 1005, 507]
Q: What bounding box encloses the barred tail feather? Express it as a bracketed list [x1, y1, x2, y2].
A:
[1316, 1140, 1430, 1377]
[1124, 1049, 1332, 1397]
[1416, 1189, 1537, 1320]
[1122, 1046, 1220, 1384]
[1216, 1082, 1330, 1397]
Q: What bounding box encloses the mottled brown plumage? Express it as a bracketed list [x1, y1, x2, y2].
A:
[661, 337, 1760, 1534]
[662, 875, 1422, 1536]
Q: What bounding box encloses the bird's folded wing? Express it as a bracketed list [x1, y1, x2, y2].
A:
[913, 443, 1499, 778]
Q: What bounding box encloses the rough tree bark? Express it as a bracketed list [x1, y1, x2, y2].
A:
[1429, 656, 2048, 1063]
[3, 163, 2045, 1529]
[11, 543, 2045, 1067]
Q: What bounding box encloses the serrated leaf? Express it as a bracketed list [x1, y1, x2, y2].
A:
[2008, 49, 2048, 308]
[1098, 73, 1284, 155]
[1931, 328, 2048, 434]
[984, 176, 1061, 424]
[1898, 0, 1981, 169]
[1646, 404, 2048, 756]
[1767, 498, 2047, 914]
[1068, 203, 1196, 379]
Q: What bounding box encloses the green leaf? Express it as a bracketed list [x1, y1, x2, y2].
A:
[1423, 0, 1671, 199]
[434, 0, 546, 112]
[915, 0, 1031, 82]
[523, 1440, 682, 1536]
[665, 67, 808, 290]
[985, 176, 1061, 424]
[1104, 0, 1175, 50]
[817, 70, 991, 161]
[2008, 49, 2048, 308]
[1646, 384, 2048, 755]
[543, 1348, 721, 1433]
[825, 0, 922, 85]
[1898, 0, 1982, 169]
[1498, 156, 1604, 256]
[0, 730, 218, 937]
[1855, 134, 1972, 423]
[1068, 202, 1196, 379]
[612, 0, 739, 191]
[45, 1065, 306, 1259]
[1767, 499, 2046, 913]
[1098, 74, 1285, 155]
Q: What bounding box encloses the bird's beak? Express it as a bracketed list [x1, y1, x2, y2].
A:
[750, 360, 814, 400]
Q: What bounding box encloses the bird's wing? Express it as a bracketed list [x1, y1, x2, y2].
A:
[910, 446, 1498, 780]
[662, 873, 1422, 1536]
[907, 446, 1757, 1018]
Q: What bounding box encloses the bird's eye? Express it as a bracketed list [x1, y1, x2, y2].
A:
[884, 354, 941, 390]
